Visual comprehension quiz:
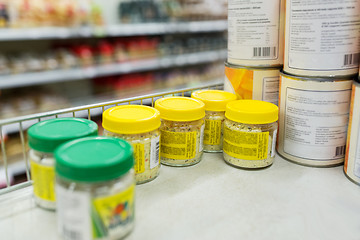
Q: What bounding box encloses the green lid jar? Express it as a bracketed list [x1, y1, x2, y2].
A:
[28, 118, 98, 210]
[55, 137, 135, 240]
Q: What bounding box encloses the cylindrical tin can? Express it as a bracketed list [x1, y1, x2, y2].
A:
[224, 62, 281, 105]
[344, 80, 360, 185]
[277, 72, 353, 167]
[227, 0, 285, 67]
[283, 0, 360, 77]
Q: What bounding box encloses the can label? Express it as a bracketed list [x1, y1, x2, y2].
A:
[56, 184, 135, 240]
[344, 82, 360, 182]
[278, 75, 352, 164]
[224, 65, 280, 105]
[285, 0, 360, 74]
[204, 119, 222, 145]
[160, 130, 197, 159]
[223, 125, 269, 160]
[228, 0, 283, 66]
[30, 160, 55, 202]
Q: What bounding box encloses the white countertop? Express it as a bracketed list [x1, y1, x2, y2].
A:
[0, 153, 359, 240]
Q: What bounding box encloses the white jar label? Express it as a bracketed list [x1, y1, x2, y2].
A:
[228, 0, 281, 60]
[283, 86, 351, 160]
[56, 185, 91, 240]
[287, 0, 360, 71]
[271, 129, 278, 158]
[200, 124, 205, 152]
[150, 135, 160, 169]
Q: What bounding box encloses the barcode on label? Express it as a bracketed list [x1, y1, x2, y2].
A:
[253, 47, 277, 58]
[63, 227, 82, 240]
[335, 145, 346, 157]
[150, 136, 160, 169]
[343, 53, 359, 66]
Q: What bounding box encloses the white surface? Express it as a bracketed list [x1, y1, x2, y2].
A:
[0, 153, 359, 240]
[0, 50, 226, 89]
[0, 21, 227, 41]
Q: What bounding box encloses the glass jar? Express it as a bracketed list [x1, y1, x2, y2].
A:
[55, 137, 135, 240]
[27, 118, 98, 210]
[102, 105, 161, 184]
[155, 97, 205, 166]
[191, 90, 237, 152]
[223, 100, 278, 169]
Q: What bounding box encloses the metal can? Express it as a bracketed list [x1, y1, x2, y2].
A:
[277, 72, 353, 167]
[344, 80, 360, 185]
[224, 62, 280, 105]
[227, 0, 285, 67]
[284, 0, 360, 77]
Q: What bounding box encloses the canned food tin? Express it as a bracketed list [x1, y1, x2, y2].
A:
[284, 0, 360, 77]
[344, 81, 360, 185]
[227, 0, 285, 67]
[277, 72, 353, 167]
[224, 62, 280, 105]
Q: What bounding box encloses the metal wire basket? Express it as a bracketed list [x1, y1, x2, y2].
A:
[0, 83, 223, 194]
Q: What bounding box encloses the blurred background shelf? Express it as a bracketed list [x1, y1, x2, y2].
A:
[0, 21, 227, 41]
[0, 50, 226, 89]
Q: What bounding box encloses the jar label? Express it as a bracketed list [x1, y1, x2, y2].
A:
[93, 184, 135, 238]
[204, 119, 222, 145]
[30, 160, 55, 202]
[200, 124, 205, 152]
[150, 135, 160, 169]
[223, 126, 269, 160]
[56, 185, 92, 240]
[56, 184, 135, 240]
[133, 143, 145, 174]
[160, 130, 197, 160]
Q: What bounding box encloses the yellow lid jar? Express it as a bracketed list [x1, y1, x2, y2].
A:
[155, 97, 205, 166]
[223, 100, 278, 169]
[192, 90, 237, 153]
[102, 105, 161, 184]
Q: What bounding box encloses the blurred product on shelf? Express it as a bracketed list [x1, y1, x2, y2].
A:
[94, 63, 224, 98]
[0, 0, 226, 29]
[0, 34, 226, 75]
[118, 0, 227, 23]
[0, 87, 70, 119]
[0, 0, 103, 28]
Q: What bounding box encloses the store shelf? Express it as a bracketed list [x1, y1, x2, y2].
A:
[1, 79, 222, 136]
[0, 153, 359, 239]
[0, 20, 227, 41]
[0, 50, 226, 89]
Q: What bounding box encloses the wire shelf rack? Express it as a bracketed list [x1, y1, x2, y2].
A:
[0, 83, 223, 195]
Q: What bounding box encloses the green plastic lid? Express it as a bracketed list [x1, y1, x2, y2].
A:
[55, 137, 134, 182]
[28, 118, 98, 153]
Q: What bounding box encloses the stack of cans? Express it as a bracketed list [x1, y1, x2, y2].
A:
[225, 0, 360, 180]
[225, 0, 285, 106]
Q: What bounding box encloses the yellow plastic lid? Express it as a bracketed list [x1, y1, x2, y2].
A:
[102, 105, 161, 134]
[191, 90, 237, 111]
[155, 97, 205, 121]
[225, 100, 278, 124]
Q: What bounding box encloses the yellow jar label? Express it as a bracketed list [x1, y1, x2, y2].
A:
[204, 119, 222, 145]
[223, 126, 269, 160]
[133, 143, 145, 174]
[92, 184, 135, 238]
[160, 130, 197, 159]
[30, 160, 55, 202]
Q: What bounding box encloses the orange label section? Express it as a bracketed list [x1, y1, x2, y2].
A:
[225, 66, 253, 100]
